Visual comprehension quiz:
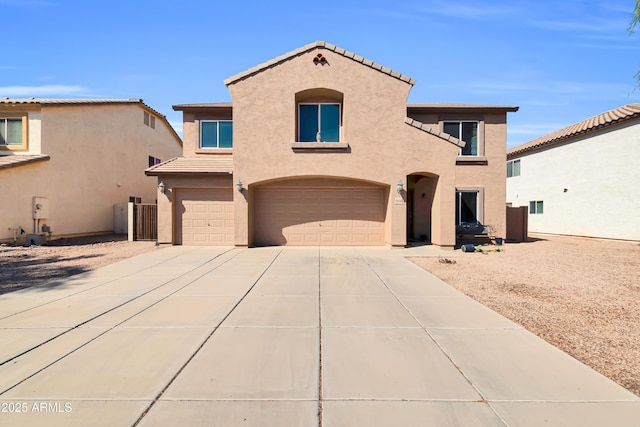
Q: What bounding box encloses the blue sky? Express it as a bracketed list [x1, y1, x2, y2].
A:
[1, 0, 638, 148]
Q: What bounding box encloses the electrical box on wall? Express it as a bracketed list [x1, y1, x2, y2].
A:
[33, 197, 49, 219]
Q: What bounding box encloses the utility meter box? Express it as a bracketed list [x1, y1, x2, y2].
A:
[33, 197, 49, 219]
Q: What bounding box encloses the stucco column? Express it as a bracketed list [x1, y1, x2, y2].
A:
[390, 186, 407, 247]
[432, 175, 456, 248]
[234, 183, 249, 247]
[157, 181, 173, 244]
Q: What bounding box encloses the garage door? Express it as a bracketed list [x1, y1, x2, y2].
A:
[254, 186, 385, 246]
[176, 189, 234, 245]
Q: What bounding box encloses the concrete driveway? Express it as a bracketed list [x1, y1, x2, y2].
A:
[0, 246, 638, 426]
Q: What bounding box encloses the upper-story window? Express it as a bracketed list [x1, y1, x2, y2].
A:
[507, 159, 521, 177]
[201, 120, 232, 148]
[296, 88, 343, 143]
[0, 114, 27, 151]
[298, 103, 340, 142]
[143, 111, 156, 129]
[443, 121, 479, 156]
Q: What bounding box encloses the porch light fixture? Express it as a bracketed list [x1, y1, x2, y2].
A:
[236, 180, 243, 192]
[396, 180, 403, 194]
[158, 181, 166, 194]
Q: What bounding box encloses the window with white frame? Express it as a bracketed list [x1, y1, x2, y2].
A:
[444, 121, 479, 156]
[298, 103, 340, 142]
[529, 200, 544, 214]
[201, 120, 232, 148]
[507, 159, 521, 177]
[0, 115, 27, 150]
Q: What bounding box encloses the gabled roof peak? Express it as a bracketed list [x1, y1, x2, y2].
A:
[224, 40, 415, 86]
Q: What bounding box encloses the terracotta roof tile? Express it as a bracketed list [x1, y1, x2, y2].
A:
[0, 154, 50, 170]
[224, 41, 416, 86]
[145, 156, 233, 175]
[508, 103, 640, 157]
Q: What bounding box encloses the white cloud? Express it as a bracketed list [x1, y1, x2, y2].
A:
[0, 85, 89, 97]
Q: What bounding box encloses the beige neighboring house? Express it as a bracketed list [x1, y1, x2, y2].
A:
[0, 98, 182, 243]
[506, 104, 640, 241]
[148, 41, 517, 248]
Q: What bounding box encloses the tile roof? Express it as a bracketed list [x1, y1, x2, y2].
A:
[0, 98, 142, 105]
[145, 156, 233, 175]
[508, 104, 640, 157]
[0, 98, 182, 146]
[404, 118, 465, 148]
[172, 102, 232, 111]
[0, 154, 50, 170]
[408, 103, 519, 113]
[224, 41, 415, 86]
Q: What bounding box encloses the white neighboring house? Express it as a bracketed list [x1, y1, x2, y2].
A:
[506, 104, 640, 241]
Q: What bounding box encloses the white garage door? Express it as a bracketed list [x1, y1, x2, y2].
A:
[176, 189, 234, 246]
[254, 186, 385, 246]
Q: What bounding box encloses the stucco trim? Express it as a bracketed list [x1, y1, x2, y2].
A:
[455, 156, 488, 165]
[291, 142, 350, 152]
[404, 117, 465, 148]
[224, 41, 416, 86]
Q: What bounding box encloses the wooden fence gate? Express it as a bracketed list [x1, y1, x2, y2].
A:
[134, 203, 157, 241]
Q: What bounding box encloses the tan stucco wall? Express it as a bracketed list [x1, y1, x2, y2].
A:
[454, 113, 508, 238]
[0, 104, 182, 242]
[227, 48, 461, 247]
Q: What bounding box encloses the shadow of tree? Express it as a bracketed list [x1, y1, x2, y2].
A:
[0, 254, 103, 295]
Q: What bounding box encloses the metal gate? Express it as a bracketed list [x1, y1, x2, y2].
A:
[134, 204, 157, 241]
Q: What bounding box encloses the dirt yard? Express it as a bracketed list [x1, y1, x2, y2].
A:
[0, 234, 159, 294]
[409, 234, 640, 397]
[1, 233, 638, 396]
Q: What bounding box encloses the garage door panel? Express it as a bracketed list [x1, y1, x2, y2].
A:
[255, 186, 385, 246]
[176, 189, 234, 246]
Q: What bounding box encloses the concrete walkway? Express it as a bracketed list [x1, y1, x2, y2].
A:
[0, 246, 638, 426]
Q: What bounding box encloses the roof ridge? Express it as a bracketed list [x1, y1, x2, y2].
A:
[224, 41, 415, 86]
[508, 103, 640, 157]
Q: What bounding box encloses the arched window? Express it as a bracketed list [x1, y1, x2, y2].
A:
[295, 88, 343, 142]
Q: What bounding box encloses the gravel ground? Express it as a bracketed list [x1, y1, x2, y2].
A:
[1, 233, 638, 396]
[0, 234, 159, 294]
[409, 234, 640, 397]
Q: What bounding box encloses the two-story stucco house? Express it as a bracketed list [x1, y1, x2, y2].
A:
[0, 98, 182, 243]
[506, 104, 640, 241]
[147, 41, 517, 248]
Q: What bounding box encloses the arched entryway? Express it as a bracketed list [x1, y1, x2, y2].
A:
[406, 173, 438, 245]
[251, 177, 388, 246]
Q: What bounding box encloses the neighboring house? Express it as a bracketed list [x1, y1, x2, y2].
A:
[147, 41, 517, 248]
[0, 98, 182, 243]
[506, 104, 640, 241]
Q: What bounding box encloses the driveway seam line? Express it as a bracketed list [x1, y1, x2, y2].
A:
[132, 248, 285, 426]
[0, 246, 205, 321]
[355, 249, 497, 406]
[0, 248, 240, 394]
